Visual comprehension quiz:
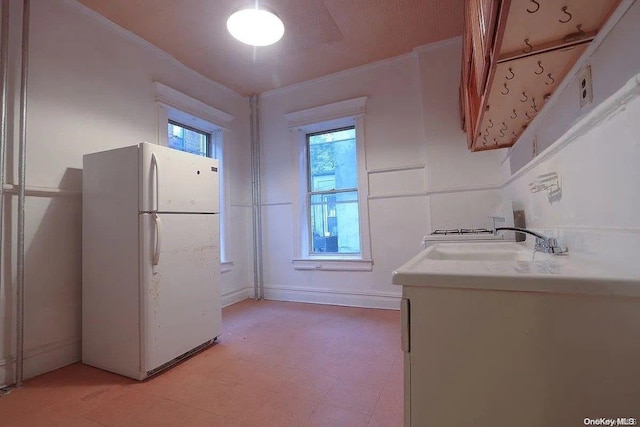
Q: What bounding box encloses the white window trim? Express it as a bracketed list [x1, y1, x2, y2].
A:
[154, 82, 234, 265]
[287, 97, 373, 271]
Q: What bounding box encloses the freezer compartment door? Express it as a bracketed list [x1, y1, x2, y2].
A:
[140, 142, 219, 213]
[140, 213, 221, 373]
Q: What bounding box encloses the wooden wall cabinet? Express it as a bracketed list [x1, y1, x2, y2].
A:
[461, 0, 622, 151]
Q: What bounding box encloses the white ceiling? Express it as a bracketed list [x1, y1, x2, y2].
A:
[75, 0, 464, 96]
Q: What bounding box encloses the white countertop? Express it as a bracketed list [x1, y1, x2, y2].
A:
[392, 242, 640, 297]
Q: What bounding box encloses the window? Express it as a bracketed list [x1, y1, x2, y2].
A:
[307, 127, 360, 254]
[154, 82, 235, 269]
[286, 96, 372, 271]
[168, 120, 211, 158]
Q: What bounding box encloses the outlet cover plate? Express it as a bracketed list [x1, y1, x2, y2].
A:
[578, 66, 593, 107]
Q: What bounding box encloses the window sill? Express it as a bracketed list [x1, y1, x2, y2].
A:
[292, 258, 373, 271]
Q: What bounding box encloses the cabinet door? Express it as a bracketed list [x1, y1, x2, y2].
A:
[499, 0, 621, 58]
[469, 0, 500, 96]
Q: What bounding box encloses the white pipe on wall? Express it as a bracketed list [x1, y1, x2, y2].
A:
[16, 0, 30, 387]
[250, 94, 264, 300]
[0, 0, 9, 394]
[0, 0, 9, 269]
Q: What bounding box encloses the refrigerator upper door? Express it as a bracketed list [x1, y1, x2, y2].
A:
[140, 213, 221, 374]
[139, 142, 219, 213]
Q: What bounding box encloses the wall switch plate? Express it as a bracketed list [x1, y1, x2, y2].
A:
[578, 66, 593, 107]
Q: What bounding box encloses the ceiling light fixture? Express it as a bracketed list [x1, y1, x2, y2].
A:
[226, 7, 284, 47]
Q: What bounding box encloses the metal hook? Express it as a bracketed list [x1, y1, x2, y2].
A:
[499, 129, 505, 137]
[523, 38, 533, 54]
[576, 24, 585, 36]
[525, 112, 532, 121]
[501, 83, 510, 95]
[494, 138, 499, 147]
[512, 131, 517, 138]
[535, 61, 544, 75]
[510, 109, 517, 119]
[501, 122, 508, 131]
[482, 136, 487, 147]
[488, 119, 494, 128]
[520, 92, 528, 103]
[483, 129, 489, 137]
[526, 0, 540, 13]
[559, 6, 572, 23]
[506, 68, 515, 80]
[545, 73, 555, 85]
[532, 98, 538, 113]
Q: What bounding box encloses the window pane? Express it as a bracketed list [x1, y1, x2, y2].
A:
[310, 191, 360, 254]
[309, 128, 357, 192]
[168, 122, 209, 157]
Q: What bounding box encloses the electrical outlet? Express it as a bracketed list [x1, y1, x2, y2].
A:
[578, 66, 593, 107]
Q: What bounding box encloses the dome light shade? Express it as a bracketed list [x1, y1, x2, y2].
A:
[227, 8, 284, 47]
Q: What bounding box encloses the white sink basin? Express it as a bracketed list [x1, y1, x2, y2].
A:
[392, 241, 640, 297]
[424, 244, 539, 261]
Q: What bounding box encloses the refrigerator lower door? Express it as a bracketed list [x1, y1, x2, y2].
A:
[139, 213, 221, 374]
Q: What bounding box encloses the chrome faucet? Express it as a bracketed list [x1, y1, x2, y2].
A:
[493, 227, 568, 254]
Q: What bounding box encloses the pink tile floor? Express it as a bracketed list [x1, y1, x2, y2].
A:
[0, 299, 403, 426]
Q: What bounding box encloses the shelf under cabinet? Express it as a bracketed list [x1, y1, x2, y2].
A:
[473, 42, 588, 151]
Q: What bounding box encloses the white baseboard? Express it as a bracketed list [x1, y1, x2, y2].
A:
[263, 286, 401, 310]
[0, 337, 81, 386]
[222, 286, 253, 308]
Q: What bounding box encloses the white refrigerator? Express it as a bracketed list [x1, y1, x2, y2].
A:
[82, 142, 221, 380]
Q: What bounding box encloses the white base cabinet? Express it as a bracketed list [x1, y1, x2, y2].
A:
[401, 285, 640, 427]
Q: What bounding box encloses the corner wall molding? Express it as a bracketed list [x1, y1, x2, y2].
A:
[368, 164, 425, 174]
[263, 285, 400, 310]
[2, 184, 82, 198]
[221, 287, 252, 308]
[0, 337, 80, 381]
[368, 192, 428, 201]
[427, 183, 502, 195]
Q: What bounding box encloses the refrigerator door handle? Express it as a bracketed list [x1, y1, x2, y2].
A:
[151, 152, 159, 212]
[153, 213, 162, 266]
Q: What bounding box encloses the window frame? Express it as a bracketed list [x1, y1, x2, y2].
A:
[168, 119, 213, 158]
[306, 125, 360, 256]
[286, 97, 372, 272]
[154, 82, 234, 270]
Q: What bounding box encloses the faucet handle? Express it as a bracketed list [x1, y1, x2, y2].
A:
[547, 238, 568, 254]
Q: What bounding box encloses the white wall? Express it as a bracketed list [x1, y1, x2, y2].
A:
[0, 0, 253, 384]
[258, 39, 504, 308]
[416, 40, 505, 230]
[503, 1, 640, 267]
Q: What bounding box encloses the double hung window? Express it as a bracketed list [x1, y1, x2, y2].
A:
[307, 127, 360, 254]
[286, 96, 372, 271]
